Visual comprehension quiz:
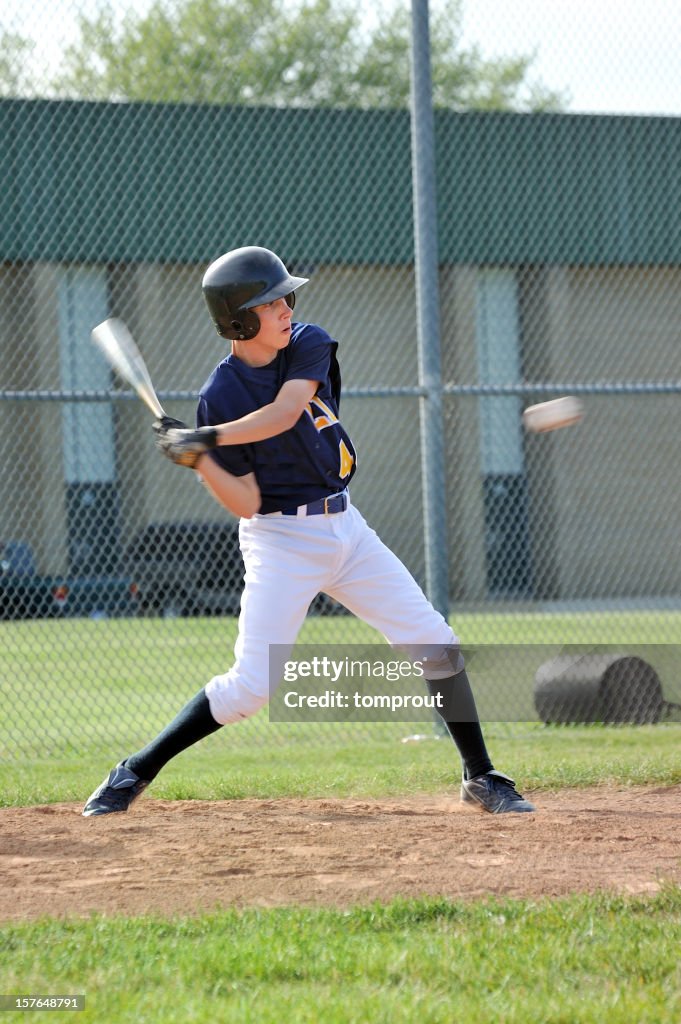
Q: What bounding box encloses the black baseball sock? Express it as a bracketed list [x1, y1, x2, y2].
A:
[426, 670, 494, 780]
[124, 689, 222, 782]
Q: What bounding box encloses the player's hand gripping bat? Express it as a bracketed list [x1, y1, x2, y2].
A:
[153, 423, 218, 468]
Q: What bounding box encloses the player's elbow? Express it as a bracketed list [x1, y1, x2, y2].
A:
[237, 477, 262, 519]
[226, 493, 260, 520]
[239, 503, 259, 520]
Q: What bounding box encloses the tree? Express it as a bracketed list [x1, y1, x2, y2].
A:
[0, 31, 37, 98]
[53, 0, 566, 111]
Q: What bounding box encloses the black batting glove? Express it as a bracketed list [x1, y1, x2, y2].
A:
[152, 415, 188, 435]
[155, 425, 219, 469]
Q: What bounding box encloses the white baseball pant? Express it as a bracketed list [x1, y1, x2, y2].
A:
[205, 495, 459, 724]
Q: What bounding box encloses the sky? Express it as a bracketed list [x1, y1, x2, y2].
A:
[7, 0, 681, 116]
[458, 0, 681, 116]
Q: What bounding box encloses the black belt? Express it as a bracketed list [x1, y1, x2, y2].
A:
[281, 492, 348, 516]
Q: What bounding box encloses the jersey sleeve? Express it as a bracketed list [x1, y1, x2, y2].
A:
[283, 324, 333, 387]
[196, 395, 253, 477]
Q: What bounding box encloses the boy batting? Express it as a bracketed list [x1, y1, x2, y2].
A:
[83, 246, 534, 817]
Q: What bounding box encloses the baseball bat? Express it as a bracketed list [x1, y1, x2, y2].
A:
[91, 317, 166, 420]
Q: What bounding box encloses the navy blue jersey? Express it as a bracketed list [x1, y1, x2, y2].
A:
[196, 322, 357, 514]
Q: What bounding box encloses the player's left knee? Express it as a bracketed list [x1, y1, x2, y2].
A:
[399, 641, 464, 679]
[205, 673, 269, 724]
[423, 644, 465, 679]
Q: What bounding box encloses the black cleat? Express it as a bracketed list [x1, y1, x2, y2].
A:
[461, 770, 535, 814]
[82, 762, 149, 817]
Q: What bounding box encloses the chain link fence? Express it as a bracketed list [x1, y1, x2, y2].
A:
[2, 0, 681, 760]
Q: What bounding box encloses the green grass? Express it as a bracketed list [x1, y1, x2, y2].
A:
[2, 613, 681, 1022]
[1, 610, 681, 804]
[1, 722, 681, 808]
[2, 891, 681, 1023]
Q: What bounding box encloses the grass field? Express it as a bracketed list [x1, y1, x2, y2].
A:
[1, 722, 681, 808]
[1, 611, 681, 1022]
[2, 891, 681, 1024]
[2, 607, 680, 759]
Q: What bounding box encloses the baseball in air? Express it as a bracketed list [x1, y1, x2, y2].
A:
[522, 395, 584, 434]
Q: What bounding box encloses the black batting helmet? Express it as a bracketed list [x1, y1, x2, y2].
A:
[202, 246, 309, 340]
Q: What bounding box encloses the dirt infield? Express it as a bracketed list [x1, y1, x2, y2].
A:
[1, 786, 680, 921]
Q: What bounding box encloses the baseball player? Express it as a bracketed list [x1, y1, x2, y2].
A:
[83, 246, 535, 817]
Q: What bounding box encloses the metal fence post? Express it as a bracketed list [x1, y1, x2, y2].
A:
[409, 0, 449, 619]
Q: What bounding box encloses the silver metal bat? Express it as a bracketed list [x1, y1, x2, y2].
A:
[91, 317, 166, 420]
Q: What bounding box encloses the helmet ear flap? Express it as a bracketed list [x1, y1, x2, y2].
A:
[214, 308, 261, 340]
[229, 308, 261, 340]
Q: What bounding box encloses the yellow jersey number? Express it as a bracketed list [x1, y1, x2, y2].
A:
[306, 397, 355, 480]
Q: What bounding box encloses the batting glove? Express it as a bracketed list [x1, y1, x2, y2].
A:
[154, 420, 219, 469]
[153, 415, 187, 432]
